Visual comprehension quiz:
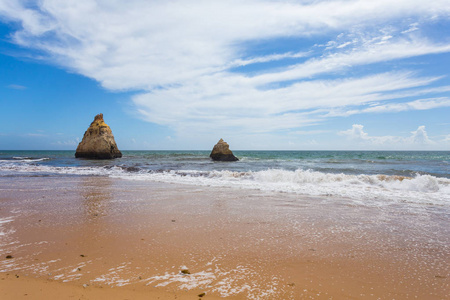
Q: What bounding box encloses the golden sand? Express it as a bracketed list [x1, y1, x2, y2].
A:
[0, 176, 448, 299]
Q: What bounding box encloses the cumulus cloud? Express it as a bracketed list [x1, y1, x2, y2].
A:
[339, 124, 435, 148]
[410, 126, 433, 145]
[1, 0, 449, 145]
[443, 134, 450, 143]
[339, 124, 369, 141]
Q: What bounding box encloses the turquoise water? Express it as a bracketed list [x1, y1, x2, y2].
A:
[1, 150, 449, 206]
[0, 150, 448, 178]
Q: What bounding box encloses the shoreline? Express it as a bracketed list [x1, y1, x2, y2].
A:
[1, 176, 449, 299]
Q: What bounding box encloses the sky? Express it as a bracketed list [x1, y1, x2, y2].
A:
[0, 0, 449, 151]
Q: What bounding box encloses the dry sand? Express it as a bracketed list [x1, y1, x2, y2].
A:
[0, 176, 449, 299]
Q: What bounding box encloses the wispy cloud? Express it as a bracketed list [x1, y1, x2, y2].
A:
[6, 84, 27, 90]
[26, 133, 46, 137]
[362, 98, 450, 113]
[230, 51, 310, 67]
[52, 138, 80, 146]
[325, 97, 450, 117]
[1, 0, 449, 148]
[2, 0, 450, 88]
[132, 71, 443, 135]
[293, 130, 330, 136]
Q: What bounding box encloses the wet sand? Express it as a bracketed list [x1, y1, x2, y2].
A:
[0, 176, 449, 299]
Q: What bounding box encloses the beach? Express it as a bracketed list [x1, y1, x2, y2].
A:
[2, 0, 450, 298]
[1, 175, 449, 299]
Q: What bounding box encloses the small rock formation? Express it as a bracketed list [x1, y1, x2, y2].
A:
[210, 139, 238, 161]
[75, 113, 122, 159]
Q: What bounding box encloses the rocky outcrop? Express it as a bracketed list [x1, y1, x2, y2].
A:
[75, 114, 122, 159]
[210, 139, 238, 161]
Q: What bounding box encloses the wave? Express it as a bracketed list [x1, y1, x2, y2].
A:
[138, 169, 448, 205]
[1, 162, 448, 206]
[7, 157, 50, 163]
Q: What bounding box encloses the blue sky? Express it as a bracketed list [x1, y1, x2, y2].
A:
[0, 0, 449, 150]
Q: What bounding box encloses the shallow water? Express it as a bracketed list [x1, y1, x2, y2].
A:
[0, 176, 449, 299]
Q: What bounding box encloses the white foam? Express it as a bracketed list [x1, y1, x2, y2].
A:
[116, 169, 450, 206]
[145, 264, 281, 299]
[0, 216, 15, 238]
[146, 270, 216, 290]
[11, 157, 50, 162]
[1, 162, 449, 206]
[91, 262, 132, 287]
[0, 216, 14, 225]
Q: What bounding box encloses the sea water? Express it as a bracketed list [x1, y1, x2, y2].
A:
[0, 150, 449, 206]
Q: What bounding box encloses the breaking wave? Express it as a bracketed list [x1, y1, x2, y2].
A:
[1, 162, 448, 206]
[0, 157, 51, 163]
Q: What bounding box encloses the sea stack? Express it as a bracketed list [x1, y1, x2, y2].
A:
[210, 139, 238, 161]
[75, 113, 122, 159]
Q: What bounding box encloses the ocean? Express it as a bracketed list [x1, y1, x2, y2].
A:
[1, 150, 449, 299]
[0, 150, 449, 206]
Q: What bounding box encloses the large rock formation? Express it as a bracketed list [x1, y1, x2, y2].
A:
[75, 113, 122, 159]
[210, 139, 238, 161]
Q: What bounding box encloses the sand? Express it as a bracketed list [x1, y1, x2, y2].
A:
[0, 176, 449, 299]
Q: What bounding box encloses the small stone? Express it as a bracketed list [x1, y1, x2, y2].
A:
[83, 283, 89, 288]
[288, 283, 295, 287]
[80, 254, 85, 257]
[198, 292, 206, 297]
[180, 269, 190, 275]
[5, 255, 13, 259]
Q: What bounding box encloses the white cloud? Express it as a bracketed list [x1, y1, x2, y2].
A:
[2, 0, 450, 90]
[132, 71, 441, 135]
[443, 134, 450, 143]
[326, 97, 450, 117]
[339, 124, 436, 148]
[402, 22, 420, 34]
[364, 98, 450, 113]
[230, 52, 310, 67]
[250, 37, 450, 86]
[293, 130, 329, 135]
[339, 124, 369, 141]
[26, 133, 47, 137]
[53, 139, 80, 146]
[410, 126, 433, 145]
[1, 0, 449, 147]
[6, 84, 27, 89]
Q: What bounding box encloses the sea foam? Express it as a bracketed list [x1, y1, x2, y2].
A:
[1, 161, 449, 206]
